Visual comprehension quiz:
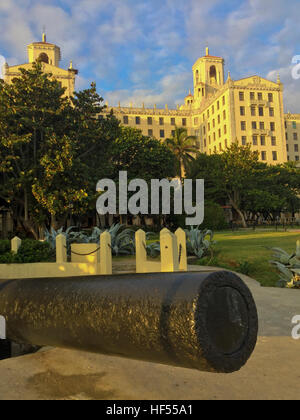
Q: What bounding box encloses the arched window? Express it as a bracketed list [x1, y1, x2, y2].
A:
[38, 53, 49, 64]
[195, 70, 199, 84]
[209, 66, 217, 84]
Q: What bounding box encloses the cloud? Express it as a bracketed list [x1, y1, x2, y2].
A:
[105, 69, 191, 108]
[0, 0, 299, 113]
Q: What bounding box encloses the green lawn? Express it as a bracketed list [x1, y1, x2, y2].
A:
[205, 230, 300, 287]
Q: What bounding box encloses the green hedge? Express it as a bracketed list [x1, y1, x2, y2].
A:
[0, 240, 10, 255]
[0, 240, 56, 264]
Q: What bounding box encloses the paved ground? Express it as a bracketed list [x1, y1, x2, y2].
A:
[0, 267, 299, 400]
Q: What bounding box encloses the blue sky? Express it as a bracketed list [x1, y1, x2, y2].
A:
[0, 0, 300, 111]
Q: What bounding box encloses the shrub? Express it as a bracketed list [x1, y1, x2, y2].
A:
[0, 240, 55, 264]
[0, 240, 10, 255]
[202, 201, 228, 231]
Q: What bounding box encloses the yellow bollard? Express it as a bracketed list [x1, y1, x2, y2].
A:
[160, 229, 179, 273]
[175, 228, 187, 272]
[11, 237, 22, 254]
[56, 234, 67, 263]
[100, 231, 112, 275]
[135, 229, 147, 273]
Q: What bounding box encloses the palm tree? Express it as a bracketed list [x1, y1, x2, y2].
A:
[165, 127, 198, 179]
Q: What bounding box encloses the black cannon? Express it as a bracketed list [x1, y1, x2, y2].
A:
[0, 271, 258, 373]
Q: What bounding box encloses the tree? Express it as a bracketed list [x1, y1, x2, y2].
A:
[165, 127, 198, 179]
[186, 143, 300, 227]
[110, 126, 176, 182]
[0, 63, 120, 237]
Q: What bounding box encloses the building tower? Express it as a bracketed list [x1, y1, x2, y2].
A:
[192, 47, 225, 106]
[4, 32, 78, 97]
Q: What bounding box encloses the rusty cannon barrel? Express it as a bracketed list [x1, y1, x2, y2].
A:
[0, 271, 258, 373]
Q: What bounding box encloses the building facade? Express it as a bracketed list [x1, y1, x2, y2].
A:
[104, 48, 300, 165]
[3, 33, 78, 97]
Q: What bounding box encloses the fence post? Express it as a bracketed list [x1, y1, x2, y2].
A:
[11, 237, 21, 254]
[56, 234, 67, 263]
[136, 229, 147, 273]
[175, 228, 187, 271]
[100, 231, 112, 275]
[160, 228, 179, 273]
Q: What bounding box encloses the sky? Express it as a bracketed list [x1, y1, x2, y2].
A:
[0, 0, 300, 112]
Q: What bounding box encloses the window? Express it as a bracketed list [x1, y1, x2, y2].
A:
[261, 136, 266, 146]
[218, 129, 221, 138]
[136, 116, 141, 125]
[242, 136, 247, 145]
[258, 92, 263, 100]
[253, 136, 258, 146]
[224, 125, 227, 134]
[241, 121, 246, 131]
[207, 110, 210, 118]
[159, 117, 164, 125]
[250, 92, 255, 100]
[213, 133, 216, 142]
[286, 133, 288, 141]
[223, 110, 226, 120]
[217, 101, 220, 110]
[209, 136, 211, 145]
[204, 139, 207, 147]
[296, 156, 300, 161]
[171, 118, 175, 126]
[272, 151, 278, 161]
[147, 117, 153, 125]
[260, 122, 265, 130]
[203, 126, 206, 135]
[213, 119, 215, 128]
[182, 118, 187, 126]
[148, 129, 153, 136]
[252, 121, 257, 129]
[268, 93, 273, 102]
[212, 106, 215, 114]
[286, 145, 289, 152]
[194, 117, 199, 125]
[271, 137, 277, 146]
[261, 151, 267, 161]
[171, 130, 175, 137]
[270, 122, 275, 132]
[222, 96, 225, 106]
[239, 92, 245, 101]
[38, 53, 49, 64]
[225, 139, 228, 148]
[218, 115, 221, 124]
[240, 106, 245, 116]
[295, 144, 299, 152]
[123, 116, 129, 124]
[269, 108, 274, 117]
[292, 121, 297, 129]
[259, 107, 264, 117]
[160, 130, 165, 138]
[208, 122, 211, 131]
[293, 133, 298, 140]
[251, 106, 256, 116]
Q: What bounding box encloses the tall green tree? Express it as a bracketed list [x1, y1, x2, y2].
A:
[165, 127, 198, 179]
[0, 63, 120, 237]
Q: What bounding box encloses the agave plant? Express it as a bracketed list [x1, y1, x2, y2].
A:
[44, 226, 75, 249]
[184, 227, 215, 259]
[44, 224, 136, 257]
[270, 241, 300, 288]
[104, 223, 135, 256]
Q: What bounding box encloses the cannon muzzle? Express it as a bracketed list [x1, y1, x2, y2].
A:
[0, 271, 258, 373]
